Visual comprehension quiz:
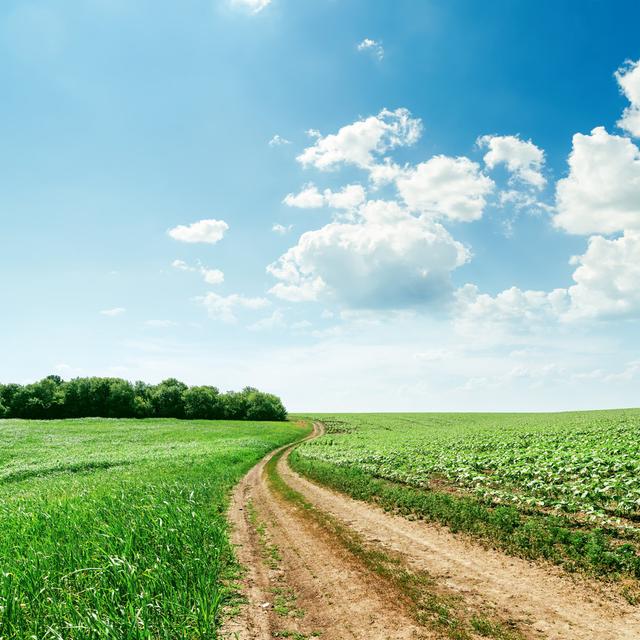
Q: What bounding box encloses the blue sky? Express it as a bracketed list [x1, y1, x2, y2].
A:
[2, 0, 640, 411]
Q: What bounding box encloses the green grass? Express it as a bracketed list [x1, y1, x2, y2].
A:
[0, 417, 306, 639]
[291, 412, 640, 583]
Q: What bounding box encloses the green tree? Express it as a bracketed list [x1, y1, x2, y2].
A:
[244, 388, 287, 421]
[107, 379, 135, 417]
[10, 378, 65, 419]
[183, 386, 223, 419]
[150, 379, 188, 418]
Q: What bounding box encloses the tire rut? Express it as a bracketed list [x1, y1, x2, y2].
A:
[222, 423, 431, 640]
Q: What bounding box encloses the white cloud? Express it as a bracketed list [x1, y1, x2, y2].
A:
[283, 184, 324, 208]
[498, 190, 549, 211]
[357, 38, 384, 61]
[616, 59, 640, 137]
[268, 200, 469, 308]
[171, 259, 195, 271]
[455, 284, 568, 332]
[172, 259, 224, 285]
[269, 277, 326, 303]
[565, 231, 640, 319]
[456, 231, 640, 325]
[368, 159, 405, 187]
[478, 134, 546, 189]
[396, 155, 494, 222]
[168, 219, 229, 244]
[100, 307, 126, 317]
[324, 184, 367, 210]
[201, 268, 225, 285]
[248, 310, 286, 331]
[601, 360, 640, 383]
[554, 127, 640, 235]
[283, 183, 366, 211]
[269, 134, 291, 146]
[197, 292, 270, 323]
[496, 190, 552, 237]
[297, 108, 422, 172]
[272, 223, 293, 234]
[230, 0, 271, 14]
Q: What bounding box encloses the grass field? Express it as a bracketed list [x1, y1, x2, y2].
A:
[291, 411, 640, 585]
[0, 417, 306, 639]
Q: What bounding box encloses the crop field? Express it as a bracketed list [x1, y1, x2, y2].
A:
[291, 411, 640, 581]
[0, 418, 305, 639]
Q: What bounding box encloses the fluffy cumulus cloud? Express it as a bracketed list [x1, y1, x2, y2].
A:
[268, 200, 469, 308]
[325, 184, 367, 210]
[168, 219, 229, 244]
[477, 134, 546, 189]
[565, 231, 640, 319]
[201, 268, 224, 285]
[455, 285, 568, 331]
[282, 184, 324, 208]
[297, 108, 422, 171]
[272, 223, 292, 234]
[230, 0, 271, 14]
[554, 127, 640, 235]
[283, 183, 366, 211]
[357, 38, 384, 61]
[456, 232, 640, 324]
[368, 159, 405, 187]
[197, 292, 269, 323]
[275, 66, 640, 322]
[396, 156, 494, 221]
[616, 59, 640, 137]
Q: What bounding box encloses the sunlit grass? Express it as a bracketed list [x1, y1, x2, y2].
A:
[0, 418, 304, 639]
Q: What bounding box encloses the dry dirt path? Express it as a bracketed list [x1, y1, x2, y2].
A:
[221, 422, 431, 640]
[223, 422, 640, 640]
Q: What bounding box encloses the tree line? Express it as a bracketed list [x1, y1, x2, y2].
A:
[0, 376, 287, 421]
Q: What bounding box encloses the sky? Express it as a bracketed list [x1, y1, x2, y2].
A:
[2, 0, 640, 411]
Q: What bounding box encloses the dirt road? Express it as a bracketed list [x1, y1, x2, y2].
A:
[222, 422, 640, 640]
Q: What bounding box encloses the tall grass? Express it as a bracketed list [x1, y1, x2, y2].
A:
[0, 418, 304, 639]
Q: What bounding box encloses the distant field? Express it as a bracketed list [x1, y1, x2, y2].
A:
[0, 418, 305, 639]
[292, 411, 640, 582]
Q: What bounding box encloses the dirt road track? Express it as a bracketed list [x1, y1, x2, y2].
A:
[222, 422, 430, 639]
[223, 422, 640, 640]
